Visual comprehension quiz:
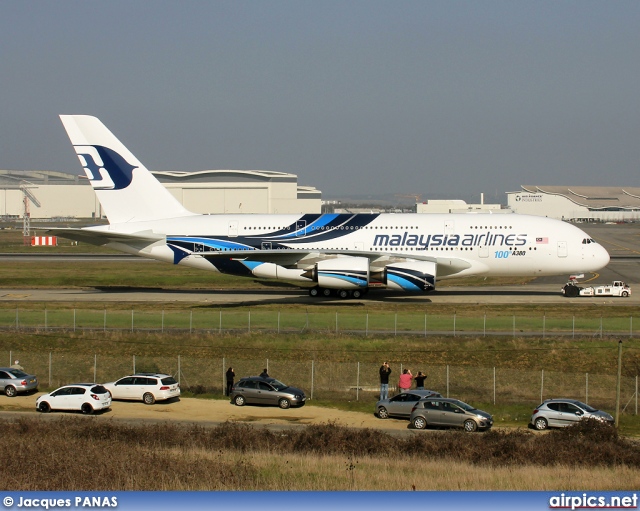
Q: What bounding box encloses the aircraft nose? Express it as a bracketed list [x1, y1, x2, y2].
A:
[596, 245, 610, 269]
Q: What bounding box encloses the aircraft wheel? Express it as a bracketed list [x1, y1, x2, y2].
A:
[322, 288, 332, 297]
[351, 289, 362, 299]
[309, 287, 319, 297]
[338, 290, 349, 299]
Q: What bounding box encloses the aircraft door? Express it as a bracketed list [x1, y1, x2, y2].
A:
[295, 220, 306, 237]
[557, 241, 567, 258]
[479, 246, 489, 258]
[444, 220, 455, 235]
[228, 221, 238, 238]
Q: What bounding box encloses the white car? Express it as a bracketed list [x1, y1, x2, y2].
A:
[103, 373, 180, 405]
[36, 383, 111, 414]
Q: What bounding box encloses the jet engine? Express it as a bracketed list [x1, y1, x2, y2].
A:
[310, 257, 370, 289]
[383, 261, 437, 292]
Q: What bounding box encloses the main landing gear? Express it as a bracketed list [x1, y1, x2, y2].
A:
[308, 287, 368, 299]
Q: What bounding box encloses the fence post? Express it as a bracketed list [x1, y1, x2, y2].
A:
[540, 369, 544, 403]
[356, 362, 360, 401]
[49, 352, 52, 387]
[133, 355, 136, 374]
[493, 366, 496, 405]
[222, 357, 226, 396]
[585, 373, 589, 404]
[311, 360, 314, 400]
[178, 355, 181, 385]
[248, 310, 251, 333]
[94, 354, 97, 383]
[453, 312, 456, 337]
[446, 365, 449, 398]
[131, 310, 133, 333]
[9, 351, 12, 366]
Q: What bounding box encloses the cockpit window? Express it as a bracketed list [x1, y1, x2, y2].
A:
[582, 238, 597, 244]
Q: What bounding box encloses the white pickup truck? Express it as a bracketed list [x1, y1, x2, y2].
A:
[562, 280, 631, 298]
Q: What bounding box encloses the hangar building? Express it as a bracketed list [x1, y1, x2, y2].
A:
[0, 169, 322, 219]
[507, 186, 640, 222]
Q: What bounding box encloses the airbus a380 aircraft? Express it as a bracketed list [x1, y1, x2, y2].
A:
[52, 115, 610, 299]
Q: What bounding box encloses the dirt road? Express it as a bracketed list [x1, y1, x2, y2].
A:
[1, 393, 411, 432]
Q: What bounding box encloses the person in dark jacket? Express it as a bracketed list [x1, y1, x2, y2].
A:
[415, 371, 427, 390]
[379, 362, 392, 400]
[259, 368, 269, 379]
[225, 367, 235, 396]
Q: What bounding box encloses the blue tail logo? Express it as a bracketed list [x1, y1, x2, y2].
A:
[74, 145, 138, 190]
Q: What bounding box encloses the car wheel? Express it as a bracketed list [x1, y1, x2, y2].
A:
[143, 392, 156, 405]
[464, 419, 478, 432]
[5, 386, 17, 397]
[622, 291, 629, 297]
[278, 398, 291, 409]
[81, 403, 94, 415]
[412, 416, 427, 429]
[534, 417, 548, 431]
[309, 287, 319, 297]
[377, 406, 389, 419]
[234, 395, 246, 406]
[38, 402, 51, 413]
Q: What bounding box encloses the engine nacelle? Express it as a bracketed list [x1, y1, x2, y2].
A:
[314, 257, 370, 289]
[383, 261, 436, 293]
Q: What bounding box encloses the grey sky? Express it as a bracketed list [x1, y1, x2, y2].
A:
[1, 1, 639, 202]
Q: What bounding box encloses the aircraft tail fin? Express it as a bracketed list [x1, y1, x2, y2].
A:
[60, 115, 193, 224]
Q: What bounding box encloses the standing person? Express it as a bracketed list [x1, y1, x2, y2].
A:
[415, 371, 427, 390]
[225, 367, 235, 396]
[11, 360, 23, 371]
[259, 368, 269, 379]
[379, 362, 391, 400]
[398, 369, 413, 393]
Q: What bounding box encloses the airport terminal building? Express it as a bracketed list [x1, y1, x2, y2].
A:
[0, 169, 322, 219]
[507, 186, 640, 222]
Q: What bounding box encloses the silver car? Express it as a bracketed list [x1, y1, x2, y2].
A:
[376, 389, 442, 419]
[410, 397, 493, 432]
[230, 376, 306, 409]
[0, 367, 38, 397]
[530, 399, 614, 430]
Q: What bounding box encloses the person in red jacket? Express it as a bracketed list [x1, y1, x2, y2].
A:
[398, 369, 413, 393]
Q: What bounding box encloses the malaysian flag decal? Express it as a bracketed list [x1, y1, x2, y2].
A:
[536, 237, 548, 244]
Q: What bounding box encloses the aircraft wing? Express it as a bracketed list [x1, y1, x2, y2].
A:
[201, 249, 473, 278]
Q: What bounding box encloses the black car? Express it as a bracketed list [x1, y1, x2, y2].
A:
[230, 376, 306, 409]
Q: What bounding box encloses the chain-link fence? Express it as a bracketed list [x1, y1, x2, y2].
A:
[1, 307, 638, 337]
[5, 350, 638, 414]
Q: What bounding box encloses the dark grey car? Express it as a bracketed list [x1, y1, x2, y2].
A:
[376, 389, 442, 419]
[230, 376, 306, 409]
[530, 399, 614, 430]
[0, 367, 38, 397]
[410, 397, 493, 432]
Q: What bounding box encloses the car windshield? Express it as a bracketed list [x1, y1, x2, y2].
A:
[574, 401, 597, 413]
[268, 379, 288, 391]
[452, 399, 476, 412]
[7, 369, 27, 377]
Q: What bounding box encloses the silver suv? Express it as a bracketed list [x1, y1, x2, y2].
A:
[409, 397, 493, 432]
[530, 399, 613, 430]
